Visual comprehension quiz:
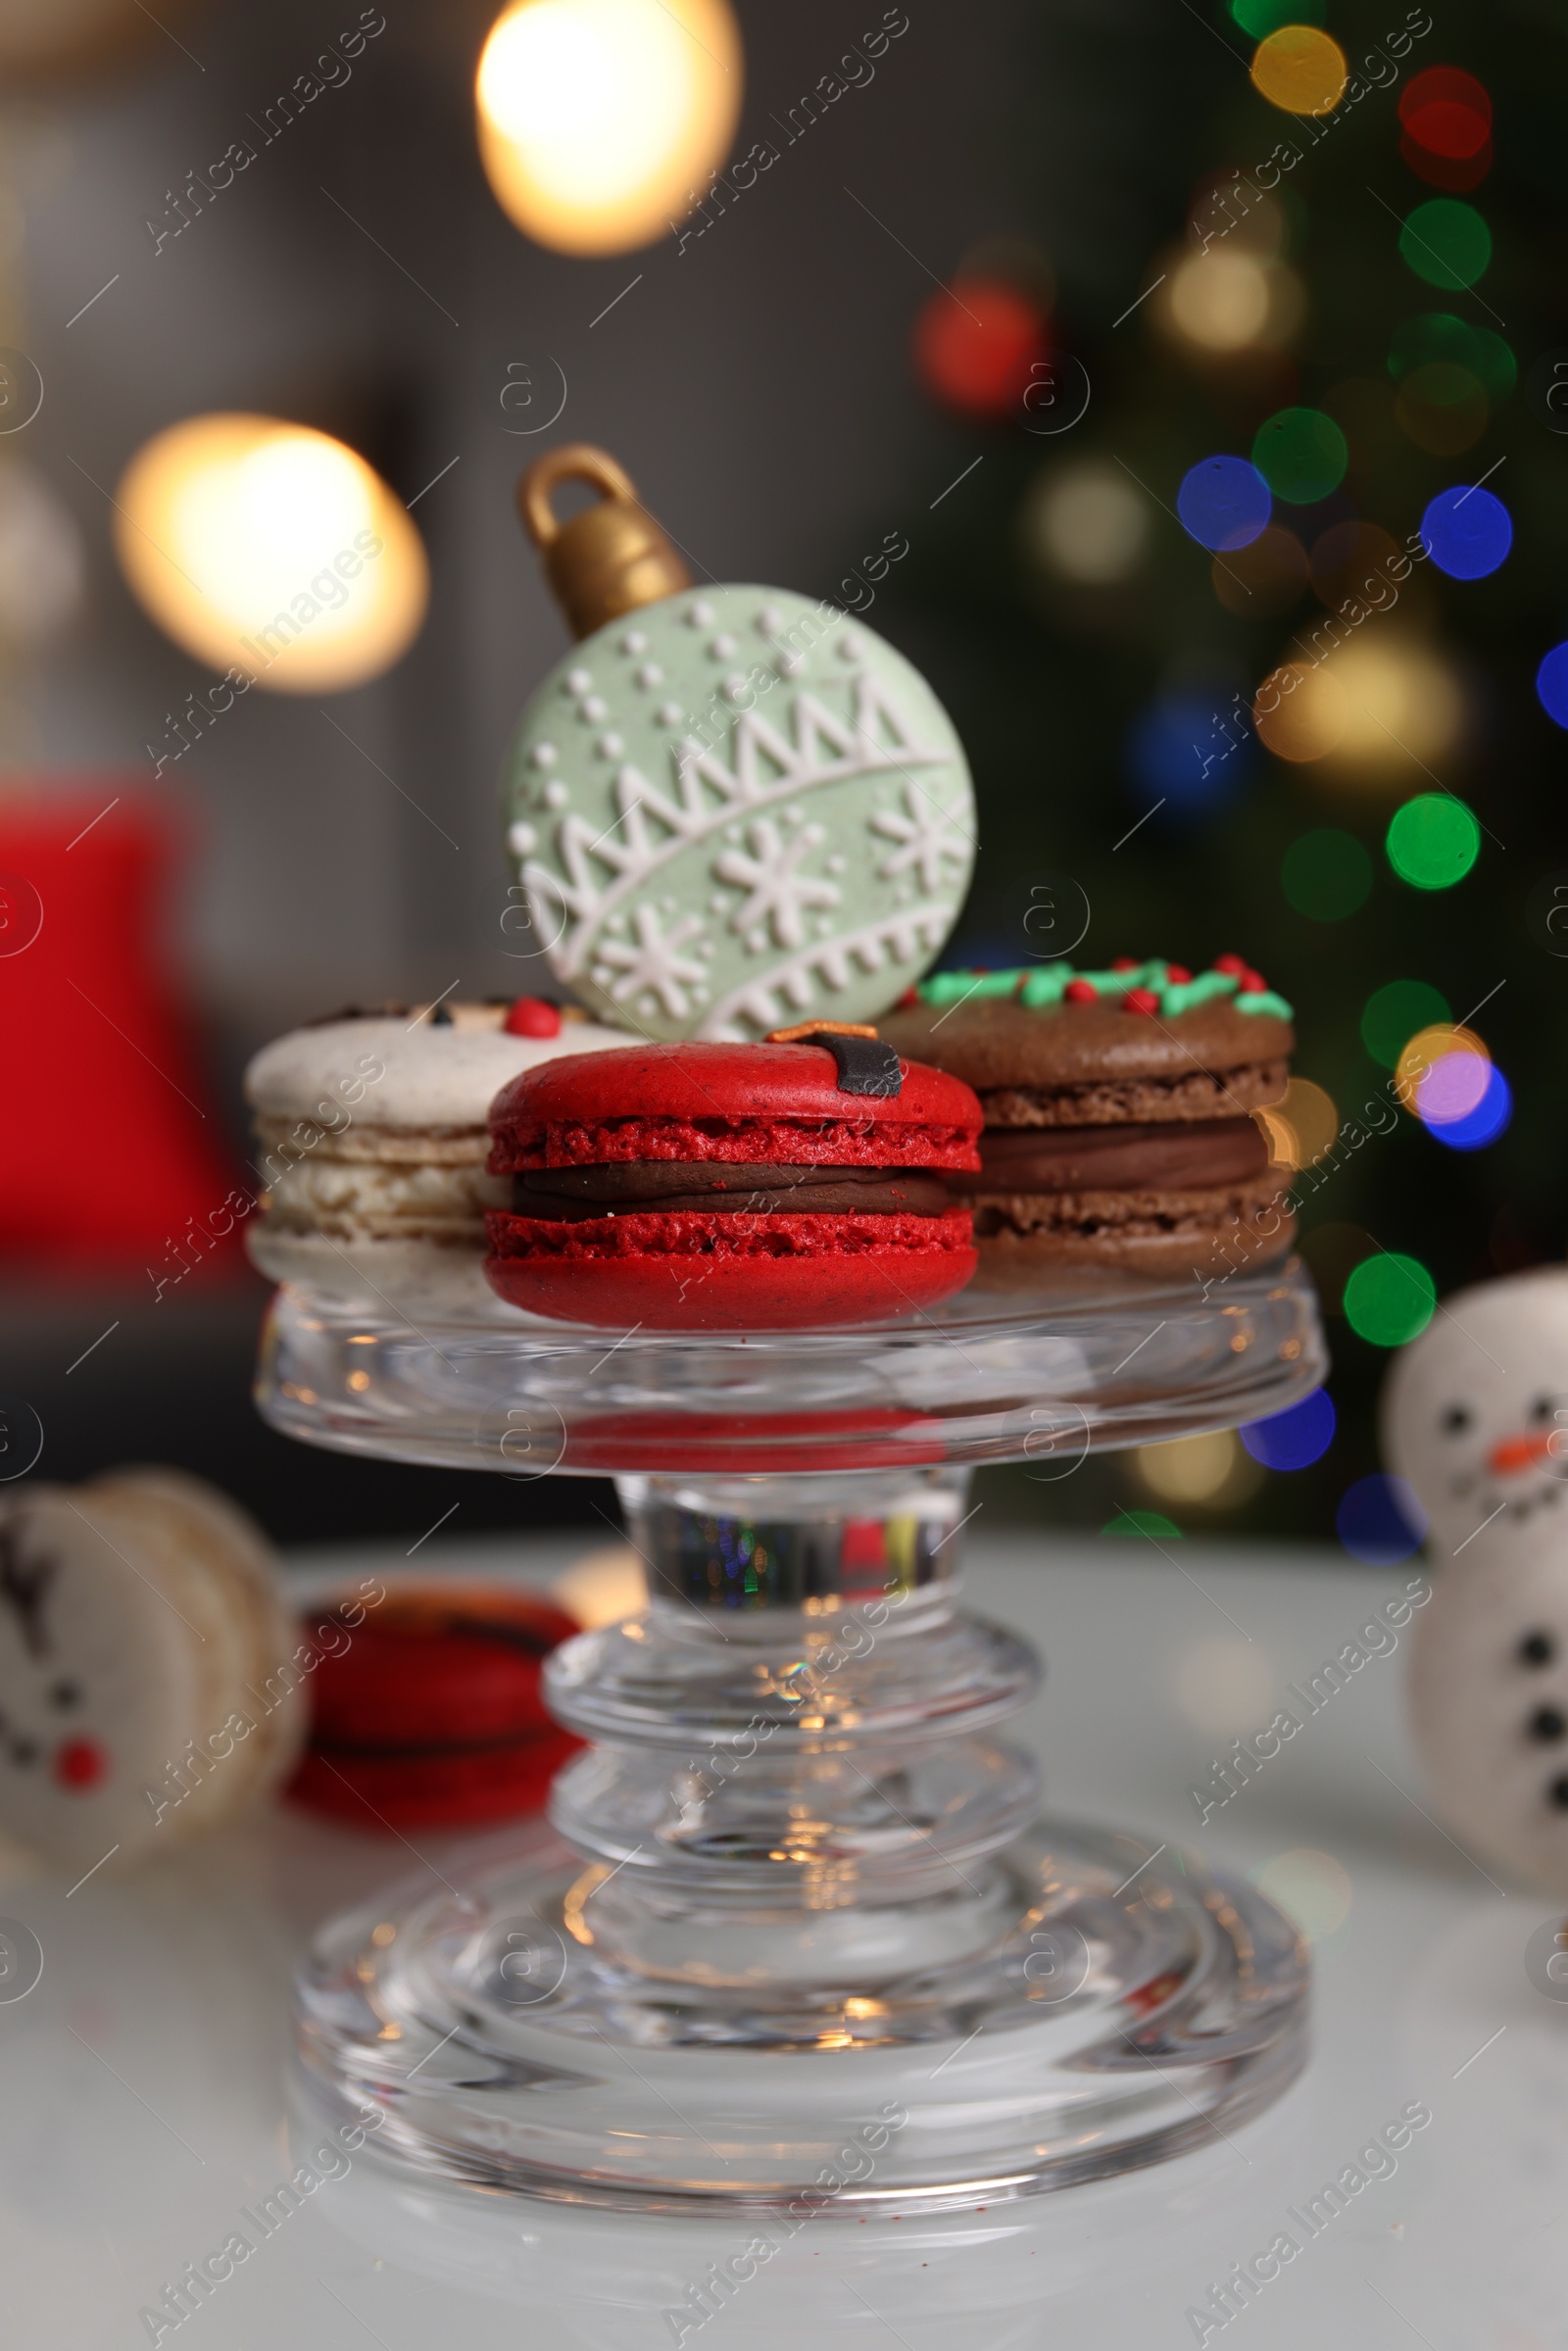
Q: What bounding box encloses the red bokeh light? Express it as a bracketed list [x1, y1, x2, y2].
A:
[911, 278, 1050, 421]
[1398, 67, 1492, 159]
[1399, 129, 1492, 191]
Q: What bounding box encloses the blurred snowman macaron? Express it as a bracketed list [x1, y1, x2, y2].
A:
[1383, 1267, 1568, 1892]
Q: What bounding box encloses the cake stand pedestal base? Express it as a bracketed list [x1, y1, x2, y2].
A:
[294, 1464, 1308, 2211]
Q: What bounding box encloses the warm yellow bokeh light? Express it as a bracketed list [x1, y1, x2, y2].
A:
[1254, 661, 1349, 761]
[1024, 463, 1150, 585]
[1321, 638, 1465, 775]
[552, 1543, 647, 1627]
[1135, 1429, 1263, 1508]
[1250, 24, 1348, 116]
[1167, 249, 1272, 351]
[114, 416, 427, 694]
[1395, 1022, 1488, 1110]
[476, 0, 742, 256]
[1255, 1076, 1338, 1169]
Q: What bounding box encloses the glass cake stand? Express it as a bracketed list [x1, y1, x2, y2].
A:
[259, 1257, 1326, 2213]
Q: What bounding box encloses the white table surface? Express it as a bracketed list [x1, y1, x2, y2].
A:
[2, 1529, 1559, 2351]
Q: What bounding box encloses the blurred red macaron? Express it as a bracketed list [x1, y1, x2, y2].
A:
[483, 1026, 982, 1330]
[287, 1585, 582, 1831]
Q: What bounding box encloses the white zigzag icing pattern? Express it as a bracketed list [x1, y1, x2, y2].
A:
[518, 671, 952, 977]
[698, 904, 955, 1039]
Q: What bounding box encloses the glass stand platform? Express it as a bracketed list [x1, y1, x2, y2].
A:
[260, 1260, 1325, 2213]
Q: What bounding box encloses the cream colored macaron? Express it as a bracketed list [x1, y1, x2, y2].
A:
[243, 998, 635, 1318]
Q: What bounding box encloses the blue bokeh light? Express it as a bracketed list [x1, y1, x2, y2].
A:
[1126, 695, 1254, 811]
[1538, 643, 1568, 730]
[1241, 1386, 1337, 1471]
[1177, 456, 1272, 552]
[1336, 1473, 1427, 1566]
[1420, 484, 1512, 580]
[1430, 1060, 1512, 1151]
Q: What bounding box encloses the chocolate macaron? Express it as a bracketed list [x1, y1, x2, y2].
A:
[879, 955, 1295, 1281]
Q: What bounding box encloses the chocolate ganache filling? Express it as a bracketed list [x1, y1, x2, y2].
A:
[947, 1116, 1269, 1198]
[514, 1162, 953, 1220]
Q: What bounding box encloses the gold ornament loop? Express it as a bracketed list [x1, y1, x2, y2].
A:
[516, 443, 692, 641]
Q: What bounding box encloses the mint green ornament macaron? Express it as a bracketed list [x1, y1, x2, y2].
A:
[503, 447, 977, 1044]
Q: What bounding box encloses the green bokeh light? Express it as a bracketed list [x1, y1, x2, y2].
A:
[1361, 979, 1449, 1066]
[1230, 0, 1325, 29]
[1344, 1253, 1437, 1347]
[1251, 407, 1349, 504]
[1282, 828, 1373, 921]
[1399, 200, 1492, 290]
[1388, 313, 1515, 400]
[1386, 794, 1481, 890]
[1101, 1510, 1182, 1541]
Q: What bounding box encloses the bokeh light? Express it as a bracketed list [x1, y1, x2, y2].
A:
[475, 0, 743, 256]
[1395, 1021, 1488, 1111]
[1126, 693, 1253, 810]
[1251, 407, 1348, 505]
[1250, 24, 1348, 115]
[1361, 978, 1449, 1067]
[1309, 521, 1402, 613]
[1102, 1510, 1182, 1541]
[1255, 1075, 1339, 1168]
[1135, 1429, 1262, 1506]
[113, 415, 428, 694]
[1429, 1061, 1512, 1151]
[1177, 455, 1271, 550]
[1395, 361, 1489, 456]
[1401, 131, 1492, 194]
[913, 278, 1050, 419]
[1253, 1848, 1352, 1941]
[1281, 827, 1372, 921]
[1253, 660, 1348, 761]
[1336, 1472, 1427, 1563]
[1535, 643, 1568, 729]
[1388, 314, 1515, 400]
[1232, 0, 1324, 30]
[1416, 1050, 1491, 1126]
[1398, 65, 1492, 158]
[1386, 792, 1481, 889]
[1166, 249, 1273, 351]
[1399, 198, 1492, 290]
[1343, 1252, 1436, 1347]
[1241, 1386, 1336, 1470]
[1420, 484, 1511, 579]
[1024, 463, 1150, 585]
[1211, 524, 1308, 617]
[1320, 638, 1465, 775]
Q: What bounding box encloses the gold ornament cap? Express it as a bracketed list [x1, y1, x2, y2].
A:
[517, 445, 692, 641]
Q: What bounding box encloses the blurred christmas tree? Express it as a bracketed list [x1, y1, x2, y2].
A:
[878, 0, 1568, 1545]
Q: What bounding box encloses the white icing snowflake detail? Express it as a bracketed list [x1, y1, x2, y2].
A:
[544, 778, 568, 808]
[529, 742, 558, 768]
[595, 732, 625, 759]
[619, 630, 648, 655]
[723, 674, 750, 703]
[593, 905, 709, 1018]
[686, 600, 716, 627]
[634, 663, 663, 688]
[837, 632, 862, 661]
[870, 785, 972, 893]
[581, 695, 609, 723]
[566, 667, 592, 694]
[658, 701, 686, 726]
[713, 818, 841, 950]
[757, 606, 785, 634]
[709, 634, 737, 660]
[509, 820, 537, 855]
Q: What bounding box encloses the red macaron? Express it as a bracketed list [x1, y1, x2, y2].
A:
[483, 1026, 982, 1330]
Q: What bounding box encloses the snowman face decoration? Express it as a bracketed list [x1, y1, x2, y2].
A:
[1382, 1268, 1568, 1558]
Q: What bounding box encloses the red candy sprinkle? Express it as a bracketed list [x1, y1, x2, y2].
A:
[1165, 963, 1192, 985]
[55, 1738, 107, 1790]
[504, 998, 564, 1039]
[1063, 978, 1099, 1004]
[1110, 955, 1140, 972]
[1237, 970, 1266, 994]
[1213, 953, 1247, 976]
[894, 987, 920, 1009]
[1123, 987, 1159, 1015]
